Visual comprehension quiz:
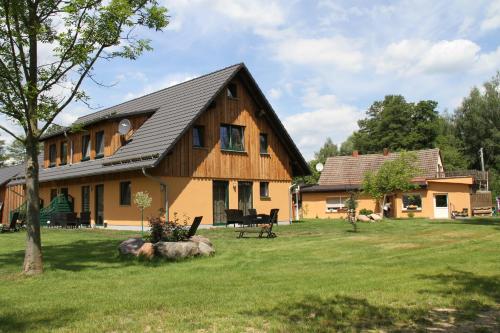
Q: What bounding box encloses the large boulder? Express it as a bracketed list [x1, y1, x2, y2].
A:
[118, 238, 145, 256]
[190, 235, 213, 247]
[155, 240, 215, 260]
[197, 241, 215, 256]
[369, 213, 383, 221]
[137, 242, 155, 259]
[357, 215, 371, 222]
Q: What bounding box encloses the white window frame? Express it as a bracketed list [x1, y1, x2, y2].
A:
[402, 193, 423, 211]
[326, 196, 347, 212]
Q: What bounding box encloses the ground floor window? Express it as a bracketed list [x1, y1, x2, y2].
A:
[326, 197, 347, 212]
[50, 189, 58, 202]
[81, 186, 90, 212]
[402, 194, 422, 211]
[260, 182, 270, 198]
[120, 181, 131, 206]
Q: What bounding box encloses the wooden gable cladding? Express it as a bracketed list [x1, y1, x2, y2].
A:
[43, 115, 149, 168]
[156, 77, 293, 181]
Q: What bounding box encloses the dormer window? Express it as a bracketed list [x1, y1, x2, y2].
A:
[82, 134, 91, 161]
[60, 141, 68, 165]
[95, 131, 104, 158]
[227, 83, 237, 99]
[193, 126, 204, 148]
[48, 144, 56, 167]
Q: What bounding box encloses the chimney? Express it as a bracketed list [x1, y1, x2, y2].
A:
[383, 148, 389, 156]
[352, 150, 359, 157]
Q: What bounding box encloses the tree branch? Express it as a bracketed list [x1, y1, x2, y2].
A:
[38, 44, 106, 137]
[0, 124, 23, 142]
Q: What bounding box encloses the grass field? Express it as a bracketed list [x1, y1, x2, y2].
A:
[0, 218, 499, 332]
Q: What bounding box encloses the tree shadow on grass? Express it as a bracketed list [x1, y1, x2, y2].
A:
[416, 269, 500, 332]
[243, 295, 429, 332]
[430, 217, 500, 226]
[0, 302, 77, 333]
[0, 239, 168, 273]
[244, 270, 500, 332]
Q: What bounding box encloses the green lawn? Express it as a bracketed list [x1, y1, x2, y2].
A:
[0, 218, 499, 332]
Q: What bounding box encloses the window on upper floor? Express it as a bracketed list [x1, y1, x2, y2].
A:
[227, 83, 237, 99]
[193, 126, 205, 148]
[120, 181, 131, 206]
[95, 131, 104, 158]
[260, 133, 268, 154]
[60, 141, 68, 165]
[49, 144, 57, 167]
[82, 134, 91, 161]
[220, 124, 244, 152]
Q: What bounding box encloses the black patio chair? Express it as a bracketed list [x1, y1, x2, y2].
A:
[187, 216, 203, 238]
[247, 208, 257, 217]
[225, 209, 244, 227]
[79, 212, 91, 228]
[2, 212, 20, 232]
[269, 208, 279, 224]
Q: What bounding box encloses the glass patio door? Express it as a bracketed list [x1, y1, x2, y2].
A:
[95, 184, 104, 226]
[213, 181, 228, 225]
[238, 181, 253, 216]
[434, 194, 449, 219]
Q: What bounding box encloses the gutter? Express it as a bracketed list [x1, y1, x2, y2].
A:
[141, 167, 169, 221]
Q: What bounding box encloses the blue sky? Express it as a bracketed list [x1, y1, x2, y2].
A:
[3, 0, 500, 159]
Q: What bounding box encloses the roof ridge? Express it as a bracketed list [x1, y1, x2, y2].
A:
[75, 63, 244, 122]
[325, 148, 440, 161]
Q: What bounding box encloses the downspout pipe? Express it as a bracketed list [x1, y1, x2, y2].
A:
[288, 183, 296, 224]
[142, 167, 169, 221]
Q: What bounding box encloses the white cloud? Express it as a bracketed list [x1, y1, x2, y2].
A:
[283, 87, 362, 159]
[269, 88, 282, 100]
[481, 1, 500, 31]
[273, 36, 364, 72]
[376, 39, 500, 76]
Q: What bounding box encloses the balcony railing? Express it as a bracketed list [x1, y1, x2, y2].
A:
[434, 170, 489, 181]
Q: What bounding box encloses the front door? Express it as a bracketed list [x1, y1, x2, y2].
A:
[434, 194, 449, 219]
[95, 184, 104, 226]
[213, 181, 228, 225]
[238, 181, 253, 216]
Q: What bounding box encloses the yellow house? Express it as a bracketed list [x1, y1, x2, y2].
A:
[300, 148, 491, 219]
[0, 64, 310, 229]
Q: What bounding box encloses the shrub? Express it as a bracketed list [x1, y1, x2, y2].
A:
[407, 212, 415, 218]
[146, 213, 190, 243]
[359, 208, 373, 216]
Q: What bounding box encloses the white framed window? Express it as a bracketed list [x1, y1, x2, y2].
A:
[326, 197, 347, 212]
[402, 194, 422, 211]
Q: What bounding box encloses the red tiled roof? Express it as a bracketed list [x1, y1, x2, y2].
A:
[318, 148, 441, 186]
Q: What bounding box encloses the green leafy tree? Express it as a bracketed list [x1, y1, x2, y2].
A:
[6, 138, 26, 164]
[295, 137, 338, 185]
[339, 134, 355, 156]
[435, 112, 469, 171]
[454, 73, 500, 174]
[134, 191, 152, 236]
[353, 95, 440, 153]
[362, 152, 418, 216]
[0, 0, 168, 275]
[0, 139, 8, 166]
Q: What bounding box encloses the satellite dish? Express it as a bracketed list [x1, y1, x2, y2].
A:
[118, 119, 131, 135]
[315, 162, 324, 172]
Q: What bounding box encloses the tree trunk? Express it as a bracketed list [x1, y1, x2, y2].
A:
[23, 135, 43, 275]
[378, 195, 386, 219]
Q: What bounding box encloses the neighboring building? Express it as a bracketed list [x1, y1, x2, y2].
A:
[1, 64, 310, 228]
[300, 148, 490, 219]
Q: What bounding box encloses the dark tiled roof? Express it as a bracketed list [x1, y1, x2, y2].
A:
[0, 163, 24, 186]
[11, 63, 310, 184]
[318, 148, 441, 186]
